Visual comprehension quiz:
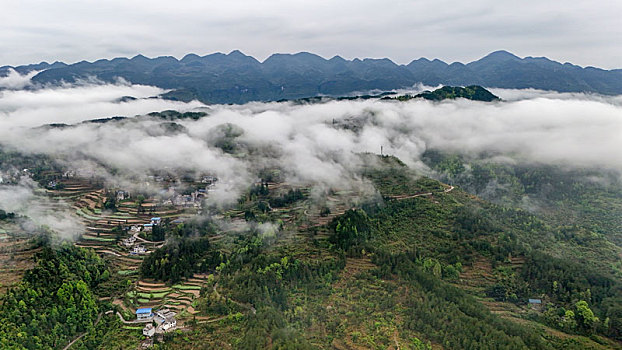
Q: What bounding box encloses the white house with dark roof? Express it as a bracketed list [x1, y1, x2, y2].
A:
[154, 308, 177, 333]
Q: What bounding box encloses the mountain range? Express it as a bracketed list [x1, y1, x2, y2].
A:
[2, 50, 621, 104]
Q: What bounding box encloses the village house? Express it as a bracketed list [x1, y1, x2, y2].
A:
[142, 323, 155, 337]
[153, 308, 177, 333]
[122, 236, 136, 247]
[154, 308, 176, 322]
[173, 194, 192, 207]
[141, 338, 153, 349]
[206, 183, 216, 193]
[528, 298, 543, 310]
[136, 308, 153, 321]
[201, 175, 216, 184]
[150, 217, 161, 225]
[143, 223, 153, 231]
[131, 245, 147, 255]
[116, 190, 130, 201]
[160, 317, 177, 332]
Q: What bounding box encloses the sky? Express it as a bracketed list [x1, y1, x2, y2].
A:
[0, 0, 621, 69]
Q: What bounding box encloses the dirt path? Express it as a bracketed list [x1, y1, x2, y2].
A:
[62, 312, 103, 350]
[115, 311, 152, 324]
[388, 184, 454, 201]
[196, 315, 228, 324]
[213, 283, 256, 315]
[388, 192, 433, 200]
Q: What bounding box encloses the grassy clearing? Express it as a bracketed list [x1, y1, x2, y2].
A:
[117, 270, 138, 276]
[137, 291, 170, 299]
[172, 284, 202, 291]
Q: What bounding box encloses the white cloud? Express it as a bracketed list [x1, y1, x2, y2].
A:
[0, 73, 621, 216]
[0, 178, 84, 240]
[0, 68, 39, 89]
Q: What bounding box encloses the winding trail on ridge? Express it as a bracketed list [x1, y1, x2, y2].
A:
[62, 312, 103, 350]
[387, 184, 455, 200]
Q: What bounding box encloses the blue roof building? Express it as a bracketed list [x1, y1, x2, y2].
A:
[528, 299, 542, 304]
[136, 307, 153, 320]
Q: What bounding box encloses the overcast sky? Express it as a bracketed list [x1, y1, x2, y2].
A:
[1, 0, 620, 69]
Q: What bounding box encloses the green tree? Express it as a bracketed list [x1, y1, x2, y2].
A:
[575, 300, 598, 333]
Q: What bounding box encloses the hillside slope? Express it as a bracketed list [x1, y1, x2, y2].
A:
[1, 50, 620, 103]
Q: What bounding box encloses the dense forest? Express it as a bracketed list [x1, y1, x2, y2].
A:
[0, 240, 108, 349]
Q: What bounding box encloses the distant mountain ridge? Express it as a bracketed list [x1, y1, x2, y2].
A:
[1, 50, 621, 104]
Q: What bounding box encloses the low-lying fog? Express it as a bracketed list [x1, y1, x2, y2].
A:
[1, 72, 621, 226]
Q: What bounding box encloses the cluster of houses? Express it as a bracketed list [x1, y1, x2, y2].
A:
[201, 175, 217, 184]
[121, 218, 164, 253]
[121, 235, 136, 247]
[147, 175, 167, 183]
[137, 308, 178, 337]
[143, 217, 161, 231]
[161, 190, 207, 208]
[122, 232, 147, 254]
[131, 245, 147, 255]
[0, 169, 28, 185]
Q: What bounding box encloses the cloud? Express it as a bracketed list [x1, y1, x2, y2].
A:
[0, 178, 84, 240]
[0, 72, 621, 221]
[0, 68, 39, 89]
[0, 80, 203, 127]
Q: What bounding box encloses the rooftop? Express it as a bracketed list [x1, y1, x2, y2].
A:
[136, 308, 153, 314]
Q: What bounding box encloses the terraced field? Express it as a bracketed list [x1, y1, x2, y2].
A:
[42, 177, 222, 326]
[0, 237, 38, 295]
[46, 178, 181, 256]
[121, 274, 211, 322]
